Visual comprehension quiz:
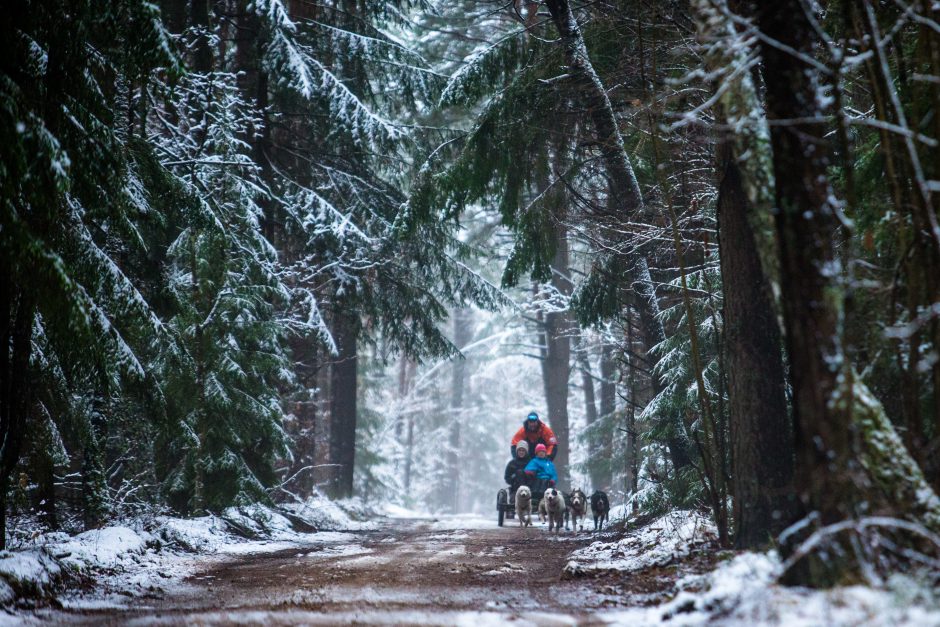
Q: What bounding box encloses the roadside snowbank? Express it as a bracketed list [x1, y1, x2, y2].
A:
[599, 550, 940, 625]
[1, 490, 371, 609]
[569, 510, 940, 625]
[564, 510, 717, 577]
[283, 495, 376, 531]
[57, 526, 150, 572]
[0, 550, 62, 604]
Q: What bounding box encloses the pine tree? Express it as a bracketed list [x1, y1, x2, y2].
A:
[1, 0, 178, 541]
[149, 68, 293, 512]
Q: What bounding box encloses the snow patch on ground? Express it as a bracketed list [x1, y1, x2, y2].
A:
[2, 490, 373, 610]
[337, 552, 389, 567]
[481, 562, 523, 576]
[216, 540, 302, 555]
[0, 550, 61, 602]
[428, 514, 498, 530]
[382, 503, 425, 518]
[428, 532, 470, 540]
[564, 510, 940, 626]
[282, 494, 376, 531]
[157, 516, 229, 553]
[305, 531, 357, 543]
[564, 510, 716, 577]
[309, 543, 372, 559]
[57, 526, 149, 571]
[597, 551, 940, 625]
[380, 504, 496, 530]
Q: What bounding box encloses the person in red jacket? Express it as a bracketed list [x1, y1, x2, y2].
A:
[510, 411, 558, 461]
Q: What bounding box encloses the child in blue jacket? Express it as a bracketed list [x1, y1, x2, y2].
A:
[524, 443, 558, 485]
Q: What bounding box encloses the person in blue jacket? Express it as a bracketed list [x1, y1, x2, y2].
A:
[524, 443, 558, 495]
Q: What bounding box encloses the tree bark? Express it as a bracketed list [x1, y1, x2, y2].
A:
[0, 285, 34, 550]
[189, 0, 212, 73]
[687, 0, 799, 548]
[756, 0, 940, 586]
[543, 219, 572, 490]
[448, 308, 472, 512]
[328, 313, 359, 498]
[691, 0, 797, 549]
[716, 142, 796, 548]
[598, 344, 616, 491]
[287, 335, 319, 499]
[630, 263, 693, 472]
[31, 409, 59, 530]
[233, 0, 278, 246]
[313, 348, 332, 489]
[575, 335, 600, 489]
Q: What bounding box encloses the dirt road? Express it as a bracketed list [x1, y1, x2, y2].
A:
[38, 516, 657, 626]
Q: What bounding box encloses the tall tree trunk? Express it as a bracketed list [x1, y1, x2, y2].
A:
[398, 357, 416, 494]
[598, 344, 617, 491]
[692, 0, 797, 548]
[234, 0, 278, 246]
[624, 307, 641, 507]
[159, 0, 188, 34]
[756, 0, 940, 586]
[716, 142, 796, 548]
[0, 286, 34, 550]
[314, 349, 333, 489]
[542, 0, 693, 473]
[630, 269, 693, 472]
[575, 335, 600, 489]
[32, 409, 59, 530]
[81, 429, 107, 530]
[404, 413, 415, 494]
[190, 0, 212, 74]
[328, 313, 359, 498]
[448, 308, 472, 512]
[187, 0, 213, 516]
[543, 315, 570, 488]
[543, 220, 572, 490]
[287, 335, 319, 499]
[577, 343, 598, 432]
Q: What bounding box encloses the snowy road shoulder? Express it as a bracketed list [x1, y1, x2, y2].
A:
[563, 510, 717, 577]
[566, 510, 940, 626]
[1, 492, 373, 614]
[597, 550, 940, 626]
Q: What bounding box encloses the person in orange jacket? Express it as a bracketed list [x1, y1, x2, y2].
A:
[510, 411, 558, 461]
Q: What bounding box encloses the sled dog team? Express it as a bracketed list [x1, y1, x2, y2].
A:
[513, 484, 610, 533]
[507, 412, 611, 533]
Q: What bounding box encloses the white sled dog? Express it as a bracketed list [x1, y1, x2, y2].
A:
[566, 488, 588, 531]
[543, 488, 567, 534]
[515, 485, 533, 527]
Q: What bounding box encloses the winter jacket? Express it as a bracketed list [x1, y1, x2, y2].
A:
[504, 456, 530, 484]
[510, 420, 559, 459]
[524, 457, 558, 482]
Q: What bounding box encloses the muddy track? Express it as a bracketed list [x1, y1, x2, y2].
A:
[38, 518, 679, 626]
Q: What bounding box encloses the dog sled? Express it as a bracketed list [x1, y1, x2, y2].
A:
[496, 487, 514, 526]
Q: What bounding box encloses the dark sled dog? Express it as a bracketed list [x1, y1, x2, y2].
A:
[590, 490, 610, 531]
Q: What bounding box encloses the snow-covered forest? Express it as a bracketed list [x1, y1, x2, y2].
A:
[3, 0, 940, 623]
